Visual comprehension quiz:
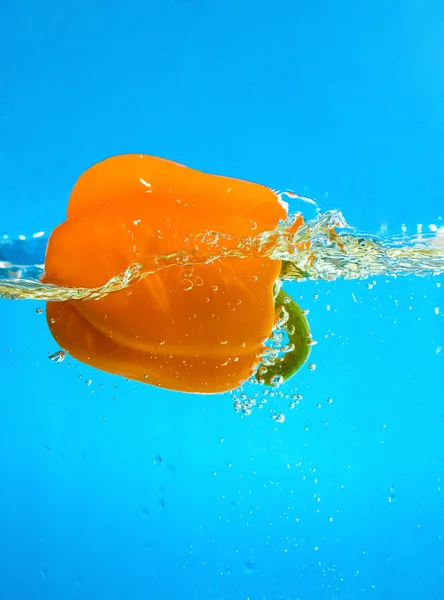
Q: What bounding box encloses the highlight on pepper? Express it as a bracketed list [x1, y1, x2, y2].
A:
[42, 154, 311, 393]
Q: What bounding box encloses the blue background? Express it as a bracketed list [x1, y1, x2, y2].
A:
[0, 1, 443, 599]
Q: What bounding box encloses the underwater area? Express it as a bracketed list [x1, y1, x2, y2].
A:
[0, 1, 443, 599]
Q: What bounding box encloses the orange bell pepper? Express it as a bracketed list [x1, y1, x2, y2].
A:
[42, 154, 305, 393]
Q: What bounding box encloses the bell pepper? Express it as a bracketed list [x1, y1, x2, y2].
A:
[42, 154, 310, 393]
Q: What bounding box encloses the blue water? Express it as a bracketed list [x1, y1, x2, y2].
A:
[1, 1, 443, 599]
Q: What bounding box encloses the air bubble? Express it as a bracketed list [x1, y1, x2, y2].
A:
[36, 308, 43, 314]
[388, 485, 397, 503]
[48, 350, 65, 363]
[270, 375, 284, 387]
[272, 412, 286, 423]
[308, 363, 316, 371]
[181, 279, 193, 291]
[203, 232, 219, 245]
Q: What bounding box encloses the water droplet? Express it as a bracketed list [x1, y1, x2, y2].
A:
[154, 455, 163, 466]
[36, 307, 43, 314]
[327, 397, 333, 404]
[86, 379, 92, 386]
[248, 220, 257, 231]
[194, 276, 204, 286]
[212, 285, 219, 292]
[308, 363, 316, 371]
[48, 350, 65, 363]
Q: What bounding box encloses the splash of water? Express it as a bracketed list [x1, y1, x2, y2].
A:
[0, 210, 443, 301]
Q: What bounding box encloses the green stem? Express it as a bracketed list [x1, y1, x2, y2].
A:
[257, 289, 311, 386]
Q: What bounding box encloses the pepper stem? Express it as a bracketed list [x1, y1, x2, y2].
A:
[256, 289, 311, 386]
